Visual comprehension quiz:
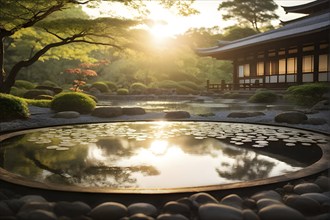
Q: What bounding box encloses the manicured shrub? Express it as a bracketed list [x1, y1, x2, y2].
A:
[248, 90, 278, 103]
[117, 88, 129, 95]
[104, 81, 117, 92]
[284, 83, 330, 106]
[23, 89, 54, 99]
[178, 81, 201, 91]
[40, 80, 59, 88]
[10, 86, 27, 97]
[90, 82, 109, 93]
[24, 98, 51, 108]
[51, 92, 96, 113]
[14, 80, 36, 89]
[176, 84, 196, 95]
[130, 82, 147, 94]
[0, 93, 29, 121]
[157, 80, 178, 89]
[223, 92, 241, 99]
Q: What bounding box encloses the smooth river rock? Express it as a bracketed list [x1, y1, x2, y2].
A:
[284, 195, 321, 215]
[128, 203, 157, 217]
[274, 112, 308, 124]
[91, 107, 123, 118]
[258, 204, 305, 220]
[53, 111, 80, 119]
[293, 183, 321, 194]
[89, 202, 127, 220]
[198, 203, 242, 220]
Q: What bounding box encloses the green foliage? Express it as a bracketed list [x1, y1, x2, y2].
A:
[103, 81, 117, 92]
[284, 83, 330, 106]
[175, 84, 197, 95]
[248, 90, 278, 103]
[40, 80, 59, 87]
[23, 89, 54, 99]
[14, 80, 36, 89]
[51, 92, 96, 113]
[0, 93, 29, 121]
[130, 82, 147, 94]
[23, 98, 51, 108]
[222, 26, 258, 40]
[178, 81, 201, 91]
[157, 80, 179, 89]
[90, 82, 109, 93]
[117, 88, 129, 95]
[10, 86, 27, 97]
[218, 0, 279, 32]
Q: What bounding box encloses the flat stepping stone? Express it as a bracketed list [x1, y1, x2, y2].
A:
[91, 107, 123, 118]
[274, 112, 308, 124]
[53, 111, 80, 119]
[164, 111, 190, 119]
[227, 111, 265, 118]
[122, 107, 146, 115]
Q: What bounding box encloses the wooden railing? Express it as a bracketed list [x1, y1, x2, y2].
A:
[206, 80, 296, 91]
[206, 80, 263, 91]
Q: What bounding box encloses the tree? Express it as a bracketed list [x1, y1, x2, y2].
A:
[218, 0, 278, 32]
[0, 0, 197, 93]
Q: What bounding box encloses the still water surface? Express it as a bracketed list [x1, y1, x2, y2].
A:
[0, 122, 326, 189]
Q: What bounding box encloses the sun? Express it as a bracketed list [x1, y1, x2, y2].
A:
[149, 23, 174, 42]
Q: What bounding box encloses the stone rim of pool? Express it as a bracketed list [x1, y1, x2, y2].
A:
[0, 121, 329, 194]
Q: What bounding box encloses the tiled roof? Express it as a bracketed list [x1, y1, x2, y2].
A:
[196, 11, 330, 57]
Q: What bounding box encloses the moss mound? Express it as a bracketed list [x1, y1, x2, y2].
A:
[90, 82, 109, 93]
[0, 93, 29, 121]
[284, 83, 330, 106]
[117, 88, 129, 95]
[248, 90, 278, 103]
[130, 82, 147, 94]
[51, 92, 96, 113]
[14, 80, 36, 89]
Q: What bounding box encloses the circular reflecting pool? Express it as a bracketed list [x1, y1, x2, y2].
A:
[0, 122, 328, 190]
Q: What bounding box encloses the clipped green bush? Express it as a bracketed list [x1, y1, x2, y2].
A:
[130, 82, 147, 94]
[90, 82, 109, 93]
[0, 93, 29, 121]
[51, 92, 96, 113]
[178, 81, 201, 91]
[104, 81, 117, 92]
[23, 89, 54, 99]
[157, 80, 178, 89]
[14, 80, 36, 89]
[24, 98, 51, 108]
[248, 90, 278, 103]
[284, 83, 330, 106]
[176, 84, 196, 95]
[10, 86, 27, 97]
[117, 88, 129, 95]
[40, 80, 59, 88]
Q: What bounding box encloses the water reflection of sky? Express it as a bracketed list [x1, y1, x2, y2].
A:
[0, 122, 327, 189]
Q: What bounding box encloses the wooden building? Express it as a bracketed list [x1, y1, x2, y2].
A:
[197, 0, 330, 91]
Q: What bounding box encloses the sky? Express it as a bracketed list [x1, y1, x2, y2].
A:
[84, 0, 316, 38]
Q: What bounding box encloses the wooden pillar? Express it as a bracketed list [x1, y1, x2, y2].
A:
[232, 60, 239, 90]
[313, 42, 320, 82]
[297, 44, 303, 84]
[206, 80, 210, 91]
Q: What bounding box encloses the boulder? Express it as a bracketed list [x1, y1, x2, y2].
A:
[284, 195, 321, 215]
[123, 107, 146, 115]
[89, 202, 127, 220]
[189, 192, 219, 208]
[274, 112, 308, 124]
[128, 203, 157, 217]
[162, 201, 190, 217]
[53, 111, 80, 119]
[311, 100, 330, 111]
[227, 111, 265, 118]
[198, 203, 242, 220]
[293, 183, 321, 194]
[164, 111, 190, 119]
[258, 204, 305, 220]
[92, 107, 123, 118]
